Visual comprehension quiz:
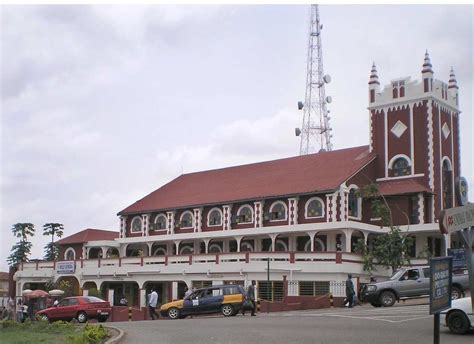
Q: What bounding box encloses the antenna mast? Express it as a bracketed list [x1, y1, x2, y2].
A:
[295, 4, 333, 154]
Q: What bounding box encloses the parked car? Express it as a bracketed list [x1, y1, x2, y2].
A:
[36, 296, 111, 323]
[440, 297, 473, 335]
[362, 266, 470, 307]
[160, 284, 245, 319]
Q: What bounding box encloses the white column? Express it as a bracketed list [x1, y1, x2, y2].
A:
[82, 246, 86, 259]
[223, 205, 233, 230]
[193, 208, 202, 233]
[270, 234, 277, 252]
[339, 185, 348, 222]
[204, 239, 210, 254]
[418, 193, 425, 224]
[140, 289, 147, 308]
[167, 211, 175, 235]
[254, 201, 264, 228]
[83, 289, 89, 296]
[444, 233, 451, 255]
[193, 241, 199, 254]
[108, 289, 114, 307]
[235, 236, 243, 252]
[101, 247, 107, 258]
[147, 243, 153, 256]
[343, 229, 353, 252]
[172, 282, 178, 300]
[288, 197, 299, 225]
[308, 232, 316, 252]
[409, 103, 415, 174]
[174, 241, 180, 255]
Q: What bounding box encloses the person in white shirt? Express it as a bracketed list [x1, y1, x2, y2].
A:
[148, 288, 159, 320]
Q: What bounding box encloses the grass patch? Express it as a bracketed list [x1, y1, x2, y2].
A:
[0, 320, 110, 344]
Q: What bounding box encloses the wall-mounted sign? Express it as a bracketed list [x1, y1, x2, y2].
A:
[456, 177, 469, 206]
[57, 261, 75, 274]
[439, 203, 474, 234]
[447, 248, 467, 271]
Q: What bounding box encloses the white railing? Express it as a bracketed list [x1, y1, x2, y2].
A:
[19, 252, 369, 274]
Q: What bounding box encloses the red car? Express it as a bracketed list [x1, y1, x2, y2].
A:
[36, 296, 111, 323]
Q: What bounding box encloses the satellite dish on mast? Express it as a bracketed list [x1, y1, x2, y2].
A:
[295, 128, 301, 136]
[297, 101, 304, 110]
[323, 74, 331, 84]
[325, 96, 332, 103]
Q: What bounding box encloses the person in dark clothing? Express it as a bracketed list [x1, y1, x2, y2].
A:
[242, 280, 256, 316]
[27, 298, 36, 321]
[344, 274, 355, 308]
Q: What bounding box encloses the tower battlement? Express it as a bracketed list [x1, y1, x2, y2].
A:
[368, 52, 459, 111]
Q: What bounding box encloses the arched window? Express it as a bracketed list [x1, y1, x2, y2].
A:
[64, 247, 76, 261]
[442, 159, 453, 209]
[240, 242, 254, 252]
[275, 240, 288, 252]
[304, 238, 325, 252]
[208, 208, 223, 226]
[180, 211, 193, 228]
[305, 197, 325, 218]
[208, 243, 222, 253]
[153, 247, 167, 256]
[131, 216, 142, 233]
[269, 201, 287, 221]
[348, 188, 360, 219]
[154, 214, 167, 230]
[392, 157, 410, 177]
[236, 205, 253, 224]
[179, 245, 193, 255]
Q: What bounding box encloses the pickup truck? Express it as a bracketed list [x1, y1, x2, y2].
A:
[362, 266, 470, 307]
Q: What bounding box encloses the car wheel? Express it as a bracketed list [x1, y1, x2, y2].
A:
[221, 304, 234, 317]
[447, 310, 470, 335]
[167, 308, 180, 320]
[380, 291, 396, 307]
[77, 311, 88, 323]
[39, 314, 50, 323]
[451, 286, 462, 300]
[370, 301, 382, 308]
[98, 316, 108, 323]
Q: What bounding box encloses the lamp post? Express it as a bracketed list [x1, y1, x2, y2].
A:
[267, 257, 270, 314]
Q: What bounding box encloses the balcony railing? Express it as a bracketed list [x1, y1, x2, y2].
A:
[19, 251, 366, 272]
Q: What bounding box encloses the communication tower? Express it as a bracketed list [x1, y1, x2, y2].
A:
[295, 4, 333, 154]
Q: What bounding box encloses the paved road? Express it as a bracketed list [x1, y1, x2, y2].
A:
[112, 304, 473, 344]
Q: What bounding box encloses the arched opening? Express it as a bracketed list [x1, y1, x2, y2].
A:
[151, 243, 168, 256]
[82, 281, 103, 299]
[55, 276, 80, 297]
[125, 243, 148, 257]
[274, 235, 289, 252]
[351, 230, 364, 253]
[208, 240, 223, 253]
[106, 248, 119, 258]
[101, 281, 139, 306]
[88, 247, 102, 259]
[442, 159, 453, 209]
[64, 247, 76, 261]
[240, 237, 255, 252]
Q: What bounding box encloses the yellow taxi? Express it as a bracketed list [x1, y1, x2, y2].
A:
[160, 284, 245, 319]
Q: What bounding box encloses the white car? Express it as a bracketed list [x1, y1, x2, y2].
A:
[440, 297, 473, 335]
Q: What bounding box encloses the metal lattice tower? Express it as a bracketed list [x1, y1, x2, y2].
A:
[296, 4, 333, 154]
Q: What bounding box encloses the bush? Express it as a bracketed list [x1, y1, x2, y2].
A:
[67, 324, 109, 344]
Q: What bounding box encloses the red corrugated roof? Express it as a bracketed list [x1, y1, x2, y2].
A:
[119, 146, 375, 215]
[57, 228, 119, 245]
[378, 179, 432, 196]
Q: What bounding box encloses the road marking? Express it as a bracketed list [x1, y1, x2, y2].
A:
[267, 305, 431, 323]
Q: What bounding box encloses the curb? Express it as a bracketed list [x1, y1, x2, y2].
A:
[103, 325, 125, 344]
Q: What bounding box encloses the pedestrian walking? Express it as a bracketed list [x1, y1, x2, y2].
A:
[21, 301, 28, 322]
[184, 287, 193, 299]
[344, 274, 355, 308]
[148, 288, 159, 320]
[242, 280, 256, 316]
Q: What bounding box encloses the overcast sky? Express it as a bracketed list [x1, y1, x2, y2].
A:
[1, 5, 473, 272]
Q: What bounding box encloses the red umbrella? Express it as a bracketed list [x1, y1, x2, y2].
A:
[26, 289, 49, 298]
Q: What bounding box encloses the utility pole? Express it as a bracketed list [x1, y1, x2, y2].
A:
[295, 4, 333, 154]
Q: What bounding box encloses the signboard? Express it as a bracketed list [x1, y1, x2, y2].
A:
[447, 248, 467, 271]
[429, 256, 452, 315]
[439, 203, 474, 234]
[56, 261, 76, 274]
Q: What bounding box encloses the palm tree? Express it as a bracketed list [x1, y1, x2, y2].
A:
[43, 223, 64, 261]
[7, 223, 35, 267]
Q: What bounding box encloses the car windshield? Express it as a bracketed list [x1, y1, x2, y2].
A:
[390, 269, 405, 280]
[83, 296, 105, 303]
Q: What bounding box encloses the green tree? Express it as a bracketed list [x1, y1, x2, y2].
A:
[354, 183, 414, 273]
[7, 223, 35, 267]
[43, 223, 64, 261]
